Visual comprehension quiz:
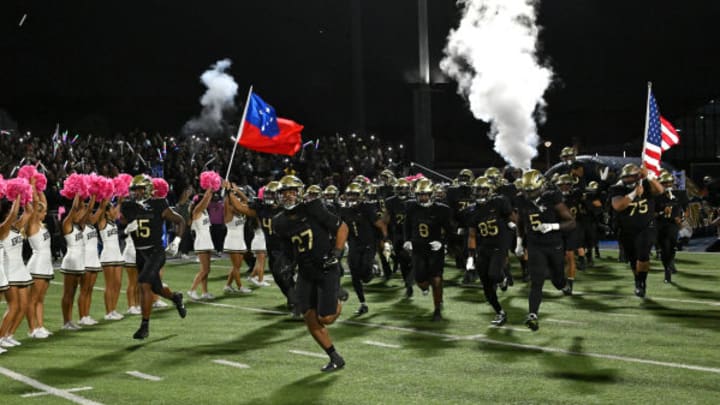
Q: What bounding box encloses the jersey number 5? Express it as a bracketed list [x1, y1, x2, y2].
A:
[136, 219, 150, 238]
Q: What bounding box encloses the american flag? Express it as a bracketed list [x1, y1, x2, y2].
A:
[643, 89, 680, 175]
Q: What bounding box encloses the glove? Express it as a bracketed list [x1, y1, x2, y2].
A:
[125, 220, 138, 234]
[465, 256, 475, 271]
[456, 228, 466, 236]
[382, 241, 393, 260]
[323, 248, 342, 268]
[533, 222, 560, 234]
[599, 166, 609, 181]
[166, 236, 181, 256]
[514, 237, 525, 257]
[507, 222, 517, 230]
[429, 240, 442, 251]
[403, 241, 413, 251]
[646, 170, 657, 180]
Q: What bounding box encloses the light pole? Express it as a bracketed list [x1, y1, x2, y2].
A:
[543, 140, 552, 170]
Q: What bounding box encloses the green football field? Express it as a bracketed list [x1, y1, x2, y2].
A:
[1, 250, 719, 404]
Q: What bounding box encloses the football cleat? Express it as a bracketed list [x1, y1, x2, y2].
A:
[491, 311, 507, 326]
[354, 304, 369, 315]
[562, 279, 573, 296]
[499, 277, 509, 292]
[172, 292, 187, 319]
[133, 324, 149, 340]
[525, 313, 539, 331]
[321, 353, 345, 372]
[338, 288, 349, 302]
[432, 307, 443, 322]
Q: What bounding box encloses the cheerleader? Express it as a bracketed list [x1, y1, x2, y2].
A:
[187, 188, 215, 300]
[78, 195, 102, 326]
[60, 194, 89, 330]
[99, 199, 124, 320]
[0, 198, 33, 348]
[0, 198, 21, 351]
[26, 182, 54, 338]
[123, 232, 141, 315]
[222, 181, 252, 294]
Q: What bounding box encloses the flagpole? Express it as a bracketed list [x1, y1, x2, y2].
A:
[224, 85, 254, 187]
[640, 82, 652, 169]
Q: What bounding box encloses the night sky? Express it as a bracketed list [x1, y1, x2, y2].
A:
[2, 1, 720, 166]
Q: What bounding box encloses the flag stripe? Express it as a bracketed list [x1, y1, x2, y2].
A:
[642, 89, 679, 174]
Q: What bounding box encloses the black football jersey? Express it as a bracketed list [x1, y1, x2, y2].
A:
[273, 199, 342, 269]
[250, 201, 281, 249]
[655, 191, 683, 226]
[121, 198, 169, 249]
[340, 203, 379, 247]
[466, 195, 513, 248]
[385, 195, 409, 243]
[446, 185, 474, 218]
[562, 188, 584, 221]
[404, 202, 453, 248]
[517, 190, 564, 247]
[609, 179, 656, 231]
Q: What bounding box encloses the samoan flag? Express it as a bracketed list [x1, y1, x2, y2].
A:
[238, 92, 303, 156]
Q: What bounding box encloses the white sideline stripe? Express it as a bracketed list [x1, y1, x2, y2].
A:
[203, 300, 720, 375]
[22, 386, 93, 398]
[289, 350, 326, 359]
[605, 313, 639, 318]
[125, 371, 163, 381]
[0, 366, 103, 405]
[212, 359, 250, 369]
[545, 318, 586, 325]
[363, 340, 401, 349]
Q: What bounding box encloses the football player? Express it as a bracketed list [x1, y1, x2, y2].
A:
[385, 178, 413, 297]
[655, 171, 682, 283]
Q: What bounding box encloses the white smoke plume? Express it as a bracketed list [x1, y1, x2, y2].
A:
[183, 59, 238, 136]
[440, 0, 553, 169]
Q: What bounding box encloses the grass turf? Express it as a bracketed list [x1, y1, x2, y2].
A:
[1, 250, 719, 404]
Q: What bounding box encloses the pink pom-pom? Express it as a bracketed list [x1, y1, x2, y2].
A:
[152, 178, 169, 198]
[87, 173, 104, 198]
[17, 165, 38, 180]
[257, 186, 265, 200]
[6, 177, 33, 206]
[113, 173, 133, 198]
[96, 177, 115, 200]
[60, 173, 89, 199]
[199, 171, 221, 192]
[33, 172, 48, 192]
[0, 175, 6, 199]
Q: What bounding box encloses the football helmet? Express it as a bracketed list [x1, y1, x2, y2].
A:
[305, 184, 322, 202]
[472, 176, 494, 203]
[414, 178, 434, 207]
[484, 167, 501, 183]
[345, 182, 364, 207]
[560, 146, 576, 164]
[130, 174, 153, 203]
[379, 169, 395, 186]
[263, 181, 281, 205]
[323, 185, 339, 204]
[620, 163, 641, 188]
[278, 175, 304, 210]
[395, 178, 411, 199]
[520, 169, 545, 199]
[458, 169, 474, 186]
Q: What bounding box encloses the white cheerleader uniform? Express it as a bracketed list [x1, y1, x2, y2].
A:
[192, 211, 214, 252]
[250, 219, 266, 251]
[3, 229, 33, 286]
[60, 225, 85, 274]
[26, 226, 54, 280]
[99, 221, 124, 266]
[84, 224, 102, 272]
[122, 235, 136, 267]
[0, 241, 8, 291]
[223, 214, 247, 253]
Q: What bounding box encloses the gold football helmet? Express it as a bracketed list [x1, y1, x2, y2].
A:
[458, 169, 475, 186]
[278, 175, 304, 209]
[520, 169, 545, 198]
[130, 174, 154, 202]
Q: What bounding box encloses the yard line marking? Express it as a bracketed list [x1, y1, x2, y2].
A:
[545, 318, 586, 325]
[605, 313, 639, 317]
[363, 340, 401, 349]
[201, 300, 720, 375]
[289, 350, 326, 359]
[489, 325, 531, 332]
[125, 371, 163, 381]
[195, 300, 287, 315]
[0, 366, 102, 405]
[22, 386, 93, 398]
[212, 359, 250, 369]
